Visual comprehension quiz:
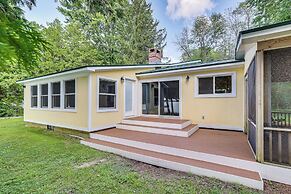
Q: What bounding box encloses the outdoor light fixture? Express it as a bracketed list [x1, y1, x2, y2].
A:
[186, 75, 190, 81]
[120, 76, 125, 82]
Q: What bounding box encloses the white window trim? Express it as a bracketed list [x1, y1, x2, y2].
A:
[51, 81, 61, 109]
[40, 83, 49, 108]
[194, 72, 236, 98]
[28, 77, 77, 112]
[30, 85, 38, 108]
[97, 76, 118, 112]
[63, 79, 77, 110]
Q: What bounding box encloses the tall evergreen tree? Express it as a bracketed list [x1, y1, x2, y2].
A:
[58, 0, 166, 64]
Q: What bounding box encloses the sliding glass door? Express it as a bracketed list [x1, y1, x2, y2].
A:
[142, 80, 180, 116]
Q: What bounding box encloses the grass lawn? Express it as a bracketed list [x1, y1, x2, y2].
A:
[0, 118, 262, 193]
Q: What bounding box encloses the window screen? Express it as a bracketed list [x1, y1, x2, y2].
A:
[31, 85, 38, 107]
[64, 80, 75, 109]
[198, 77, 213, 94]
[51, 82, 61, 108]
[41, 84, 48, 108]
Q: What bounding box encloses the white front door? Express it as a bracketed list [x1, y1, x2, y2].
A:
[124, 79, 134, 117]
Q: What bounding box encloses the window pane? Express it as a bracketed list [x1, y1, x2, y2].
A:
[99, 95, 115, 108]
[41, 84, 48, 95]
[52, 96, 60, 108]
[99, 79, 116, 94]
[31, 85, 38, 95]
[31, 97, 37, 107]
[215, 76, 232, 94]
[65, 80, 75, 94]
[52, 82, 60, 94]
[65, 95, 75, 108]
[41, 96, 48, 107]
[198, 77, 213, 94]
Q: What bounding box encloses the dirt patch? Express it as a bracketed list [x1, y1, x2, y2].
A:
[264, 180, 291, 194]
[76, 158, 107, 169]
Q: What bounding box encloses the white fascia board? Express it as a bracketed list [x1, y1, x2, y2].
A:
[17, 67, 94, 84]
[136, 62, 244, 78]
[242, 24, 291, 40]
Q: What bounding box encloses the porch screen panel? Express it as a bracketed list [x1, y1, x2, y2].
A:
[264, 47, 291, 166]
[247, 58, 256, 154]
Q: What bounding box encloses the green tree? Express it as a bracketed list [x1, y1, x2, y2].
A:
[245, 0, 291, 26]
[36, 19, 101, 75]
[176, 13, 226, 62]
[0, 0, 47, 69]
[58, 0, 166, 64]
[122, 0, 166, 64]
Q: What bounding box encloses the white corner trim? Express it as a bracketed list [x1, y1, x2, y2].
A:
[96, 76, 119, 113]
[81, 140, 263, 190]
[194, 72, 237, 98]
[24, 119, 88, 132]
[198, 124, 243, 132]
[88, 74, 93, 131]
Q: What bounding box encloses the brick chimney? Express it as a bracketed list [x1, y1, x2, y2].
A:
[148, 48, 162, 64]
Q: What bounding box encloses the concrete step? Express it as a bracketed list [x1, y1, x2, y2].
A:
[81, 138, 263, 190]
[116, 123, 199, 137]
[122, 116, 192, 129]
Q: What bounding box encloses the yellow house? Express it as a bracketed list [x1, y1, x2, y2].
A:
[18, 21, 291, 190]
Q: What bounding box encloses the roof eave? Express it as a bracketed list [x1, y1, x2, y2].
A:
[16, 67, 94, 84]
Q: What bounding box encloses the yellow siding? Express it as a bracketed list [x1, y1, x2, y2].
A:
[24, 76, 88, 130]
[90, 68, 150, 129]
[139, 67, 245, 130]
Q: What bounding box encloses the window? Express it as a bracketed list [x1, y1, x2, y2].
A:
[31, 85, 38, 108]
[64, 80, 75, 109]
[98, 78, 117, 110]
[196, 73, 235, 97]
[40, 84, 48, 108]
[51, 82, 61, 108]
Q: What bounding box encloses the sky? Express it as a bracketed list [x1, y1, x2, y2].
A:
[24, 0, 243, 63]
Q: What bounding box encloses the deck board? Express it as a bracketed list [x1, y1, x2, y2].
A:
[94, 128, 255, 161]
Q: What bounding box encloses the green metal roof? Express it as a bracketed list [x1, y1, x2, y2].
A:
[136, 59, 244, 75]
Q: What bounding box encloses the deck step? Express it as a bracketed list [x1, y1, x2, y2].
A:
[81, 138, 263, 190]
[116, 123, 199, 137]
[90, 128, 259, 173]
[122, 116, 192, 129]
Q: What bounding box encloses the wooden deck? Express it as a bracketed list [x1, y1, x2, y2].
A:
[95, 128, 255, 161]
[81, 116, 263, 190]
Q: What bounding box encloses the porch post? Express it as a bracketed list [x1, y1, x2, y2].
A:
[256, 50, 264, 162]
